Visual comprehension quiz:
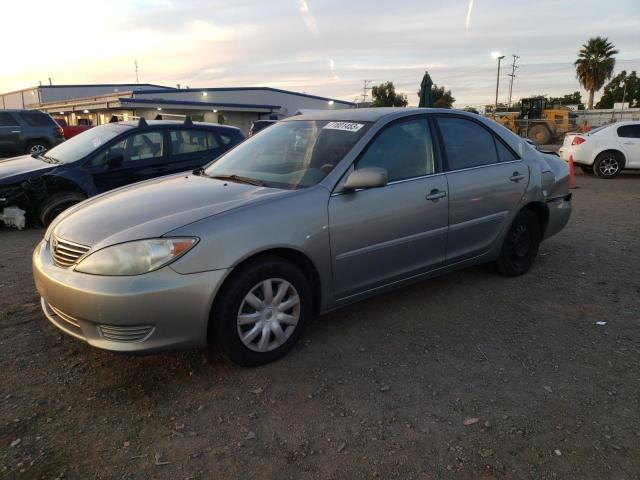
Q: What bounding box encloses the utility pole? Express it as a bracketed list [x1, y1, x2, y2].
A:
[135, 60, 139, 83]
[507, 54, 519, 109]
[362, 80, 372, 103]
[494, 54, 505, 112]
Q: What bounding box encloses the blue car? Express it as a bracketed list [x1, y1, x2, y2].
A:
[0, 118, 244, 226]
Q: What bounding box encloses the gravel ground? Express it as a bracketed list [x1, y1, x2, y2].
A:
[1, 171, 639, 479]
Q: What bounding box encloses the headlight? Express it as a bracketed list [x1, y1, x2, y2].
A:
[75, 238, 197, 276]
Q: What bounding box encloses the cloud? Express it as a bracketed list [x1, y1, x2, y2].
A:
[296, 0, 319, 35]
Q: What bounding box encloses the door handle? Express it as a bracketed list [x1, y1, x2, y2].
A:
[510, 172, 526, 182]
[622, 141, 634, 145]
[426, 189, 447, 201]
[11, 130, 21, 133]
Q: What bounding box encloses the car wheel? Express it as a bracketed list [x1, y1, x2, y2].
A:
[580, 165, 594, 174]
[39, 191, 86, 226]
[495, 209, 541, 277]
[26, 141, 49, 155]
[211, 256, 311, 367]
[593, 152, 623, 179]
[527, 125, 551, 145]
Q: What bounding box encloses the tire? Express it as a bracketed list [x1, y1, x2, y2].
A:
[25, 140, 49, 155]
[495, 209, 542, 277]
[593, 151, 623, 179]
[39, 191, 86, 226]
[527, 124, 551, 145]
[211, 256, 311, 367]
[580, 165, 594, 174]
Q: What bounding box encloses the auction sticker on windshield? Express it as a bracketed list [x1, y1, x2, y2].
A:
[323, 122, 364, 132]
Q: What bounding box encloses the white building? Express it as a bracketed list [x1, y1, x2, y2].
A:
[0, 84, 355, 134]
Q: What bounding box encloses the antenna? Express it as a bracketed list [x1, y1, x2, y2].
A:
[507, 54, 519, 109]
[135, 60, 139, 83]
[138, 117, 147, 127]
[184, 116, 193, 125]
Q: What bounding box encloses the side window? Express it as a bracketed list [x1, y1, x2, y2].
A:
[206, 132, 221, 149]
[20, 112, 55, 127]
[88, 131, 163, 167]
[356, 118, 435, 182]
[617, 125, 640, 138]
[0, 112, 18, 126]
[496, 139, 518, 162]
[437, 116, 498, 170]
[170, 129, 209, 155]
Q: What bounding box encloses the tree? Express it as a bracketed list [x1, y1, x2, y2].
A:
[371, 81, 408, 107]
[548, 91, 583, 108]
[574, 37, 618, 109]
[417, 84, 455, 108]
[596, 70, 640, 109]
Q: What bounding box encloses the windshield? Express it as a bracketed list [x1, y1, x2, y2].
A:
[45, 124, 130, 163]
[204, 120, 371, 189]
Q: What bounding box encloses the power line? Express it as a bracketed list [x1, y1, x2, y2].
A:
[135, 60, 139, 84]
[362, 80, 372, 103]
[507, 54, 519, 108]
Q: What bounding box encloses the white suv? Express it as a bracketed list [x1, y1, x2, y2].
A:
[559, 121, 640, 178]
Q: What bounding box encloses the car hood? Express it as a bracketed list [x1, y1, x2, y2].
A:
[53, 173, 290, 249]
[0, 155, 56, 183]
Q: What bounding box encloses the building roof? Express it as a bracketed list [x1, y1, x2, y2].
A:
[119, 97, 280, 111]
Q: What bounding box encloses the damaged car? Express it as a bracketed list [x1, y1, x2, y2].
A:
[0, 118, 244, 229]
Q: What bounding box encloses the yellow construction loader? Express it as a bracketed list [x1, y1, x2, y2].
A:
[489, 98, 577, 144]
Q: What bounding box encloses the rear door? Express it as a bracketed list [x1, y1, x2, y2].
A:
[328, 116, 449, 299]
[0, 112, 22, 154]
[435, 114, 528, 263]
[616, 124, 640, 167]
[88, 129, 166, 192]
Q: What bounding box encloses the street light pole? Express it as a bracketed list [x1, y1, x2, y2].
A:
[493, 54, 505, 112]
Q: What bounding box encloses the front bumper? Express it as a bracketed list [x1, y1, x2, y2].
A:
[543, 193, 572, 240]
[32, 240, 228, 353]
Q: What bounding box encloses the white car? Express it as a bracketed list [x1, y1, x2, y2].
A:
[558, 121, 640, 178]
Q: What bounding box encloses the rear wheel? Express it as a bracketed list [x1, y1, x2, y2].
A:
[495, 209, 541, 277]
[527, 124, 551, 145]
[593, 151, 623, 179]
[39, 191, 86, 226]
[25, 140, 49, 155]
[211, 256, 311, 366]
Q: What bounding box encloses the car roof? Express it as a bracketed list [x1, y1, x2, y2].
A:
[283, 107, 476, 123]
[116, 120, 241, 132]
[1, 109, 49, 114]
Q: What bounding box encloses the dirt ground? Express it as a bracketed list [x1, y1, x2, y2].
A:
[1, 171, 639, 479]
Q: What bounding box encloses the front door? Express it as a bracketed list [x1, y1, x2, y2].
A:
[88, 130, 166, 192]
[328, 116, 449, 299]
[435, 114, 529, 263]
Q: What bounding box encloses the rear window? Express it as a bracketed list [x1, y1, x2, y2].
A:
[20, 111, 55, 127]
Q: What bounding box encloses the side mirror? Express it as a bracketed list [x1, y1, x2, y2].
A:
[106, 153, 123, 169]
[343, 167, 388, 190]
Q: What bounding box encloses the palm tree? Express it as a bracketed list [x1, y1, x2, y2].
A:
[575, 37, 618, 109]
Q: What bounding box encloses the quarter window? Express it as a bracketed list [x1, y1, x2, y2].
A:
[437, 117, 498, 170]
[617, 125, 640, 138]
[20, 112, 54, 127]
[356, 118, 435, 182]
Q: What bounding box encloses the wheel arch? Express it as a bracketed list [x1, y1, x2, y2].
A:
[593, 148, 626, 168]
[211, 247, 323, 322]
[522, 201, 549, 239]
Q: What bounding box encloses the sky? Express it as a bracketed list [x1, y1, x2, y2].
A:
[1, 0, 639, 107]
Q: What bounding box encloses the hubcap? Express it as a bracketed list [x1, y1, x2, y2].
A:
[599, 157, 619, 176]
[30, 144, 47, 154]
[237, 278, 301, 353]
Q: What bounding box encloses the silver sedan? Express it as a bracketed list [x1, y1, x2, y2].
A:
[33, 108, 572, 366]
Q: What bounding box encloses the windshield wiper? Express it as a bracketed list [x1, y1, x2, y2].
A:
[210, 174, 266, 187]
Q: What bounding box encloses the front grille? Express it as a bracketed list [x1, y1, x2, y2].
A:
[52, 236, 90, 268]
[98, 324, 155, 343]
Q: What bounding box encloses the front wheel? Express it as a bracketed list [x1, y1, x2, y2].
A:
[39, 191, 86, 226]
[495, 209, 541, 277]
[211, 257, 311, 366]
